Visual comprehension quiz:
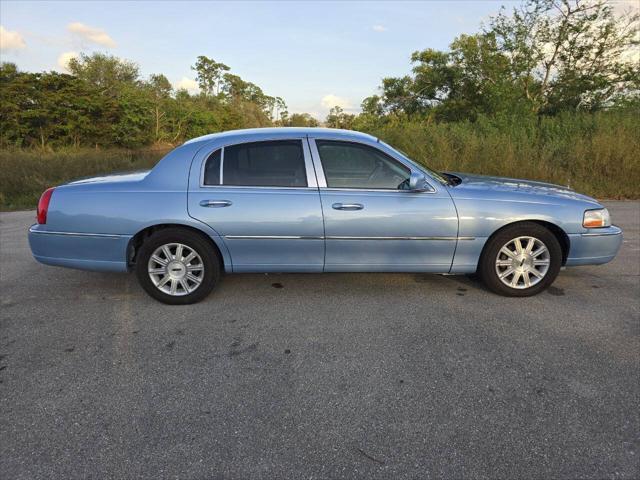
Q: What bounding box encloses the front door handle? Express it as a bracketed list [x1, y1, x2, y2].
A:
[332, 203, 364, 211]
[200, 200, 232, 208]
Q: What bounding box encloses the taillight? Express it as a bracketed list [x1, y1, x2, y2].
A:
[36, 187, 55, 224]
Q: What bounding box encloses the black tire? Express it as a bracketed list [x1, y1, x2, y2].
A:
[478, 222, 562, 297]
[135, 228, 220, 305]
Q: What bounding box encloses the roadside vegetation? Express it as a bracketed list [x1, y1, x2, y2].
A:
[0, 147, 168, 210]
[1, 0, 638, 209]
[363, 110, 640, 200]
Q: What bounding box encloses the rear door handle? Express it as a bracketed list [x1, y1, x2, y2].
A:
[332, 203, 364, 211]
[200, 200, 232, 208]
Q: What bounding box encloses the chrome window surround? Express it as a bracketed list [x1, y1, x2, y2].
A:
[199, 148, 223, 186]
[306, 137, 437, 194]
[199, 137, 318, 189]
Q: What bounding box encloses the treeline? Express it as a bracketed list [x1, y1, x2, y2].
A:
[1, 0, 637, 150]
[0, 54, 318, 149]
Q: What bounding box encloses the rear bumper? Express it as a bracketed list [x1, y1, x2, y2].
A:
[28, 225, 130, 272]
[565, 225, 623, 266]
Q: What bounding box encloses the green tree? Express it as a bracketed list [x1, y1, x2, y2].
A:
[1, 53, 284, 148]
[146, 73, 173, 143]
[273, 97, 288, 125]
[490, 0, 639, 114]
[371, 0, 638, 120]
[67, 52, 139, 96]
[111, 84, 153, 147]
[361, 95, 384, 117]
[0, 64, 110, 148]
[285, 113, 319, 127]
[192, 56, 230, 96]
[326, 106, 355, 129]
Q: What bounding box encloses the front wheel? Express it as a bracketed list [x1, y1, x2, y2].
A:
[478, 223, 562, 297]
[135, 228, 220, 304]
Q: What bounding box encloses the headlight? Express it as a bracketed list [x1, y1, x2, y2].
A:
[583, 208, 611, 228]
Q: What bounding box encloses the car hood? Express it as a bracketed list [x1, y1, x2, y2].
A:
[447, 172, 599, 204]
[65, 170, 151, 185]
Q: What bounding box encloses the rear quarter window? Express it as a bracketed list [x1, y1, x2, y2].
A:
[203, 149, 221, 185]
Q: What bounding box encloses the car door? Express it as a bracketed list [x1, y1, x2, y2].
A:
[188, 138, 324, 272]
[309, 138, 459, 272]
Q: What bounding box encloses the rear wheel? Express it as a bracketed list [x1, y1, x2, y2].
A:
[135, 228, 220, 304]
[479, 222, 562, 297]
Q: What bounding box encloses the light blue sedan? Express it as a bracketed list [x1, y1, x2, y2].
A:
[29, 128, 623, 304]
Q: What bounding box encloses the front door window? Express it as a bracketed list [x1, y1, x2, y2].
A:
[315, 140, 411, 190]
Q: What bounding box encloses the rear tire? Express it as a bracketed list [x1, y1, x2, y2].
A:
[479, 222, 562, 297]
[135, 228, 220, 304]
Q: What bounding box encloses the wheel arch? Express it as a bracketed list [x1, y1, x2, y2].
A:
[127, 223, 231, 272]
[479, 220, 570, 266]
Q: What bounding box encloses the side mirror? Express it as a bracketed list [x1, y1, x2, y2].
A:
[408, 172, 432, 192]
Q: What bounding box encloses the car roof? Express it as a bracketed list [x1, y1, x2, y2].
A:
[183, 127, 378, 146]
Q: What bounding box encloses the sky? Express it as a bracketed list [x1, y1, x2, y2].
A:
[1, 0, 637, 119]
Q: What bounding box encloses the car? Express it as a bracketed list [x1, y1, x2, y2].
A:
[28, 127, 623, 304]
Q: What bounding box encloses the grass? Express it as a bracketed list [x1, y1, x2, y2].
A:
[1, 110, 638, 210]
[0, 147, 169, 210]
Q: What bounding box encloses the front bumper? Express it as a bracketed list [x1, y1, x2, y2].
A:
[565, 225, 623, 266]
[28, 225, 131, 272]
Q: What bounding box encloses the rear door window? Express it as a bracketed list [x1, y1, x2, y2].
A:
[222, 140, 307, 187]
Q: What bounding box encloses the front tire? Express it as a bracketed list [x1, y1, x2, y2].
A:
[135, 228, 220, 304]
[478, 222, 562, 297]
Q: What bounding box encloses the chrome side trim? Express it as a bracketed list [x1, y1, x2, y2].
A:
[321, 187, 437, 194]
[581, 226, 622, 237]
[30, 228, 475, 242]
[327, 236, 475, 241]
[29, 227, 127, 239]
[225, 235, 324, 240]
[195, 185, 318, 192]
[223, 234, 475, 241]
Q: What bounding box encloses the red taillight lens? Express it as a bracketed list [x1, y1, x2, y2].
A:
[36, 187, 55, 224]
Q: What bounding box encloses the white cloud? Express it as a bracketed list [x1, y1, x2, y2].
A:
[67, 22, 116, 48]
[57, 51, 79, 72]
[174, 77, 199, 94]
[0, 26, 26, 50]
[321, 94, 352, 110]
[372, 25, 387, 32]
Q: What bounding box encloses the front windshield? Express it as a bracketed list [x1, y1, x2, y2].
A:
[379, 140, 450, 186]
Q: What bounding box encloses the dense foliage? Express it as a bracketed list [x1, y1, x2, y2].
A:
[0, 54, 318, 149]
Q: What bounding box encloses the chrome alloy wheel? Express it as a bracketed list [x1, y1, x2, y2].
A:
[495, 236, 550, 289]
[147, 243, 205, 296]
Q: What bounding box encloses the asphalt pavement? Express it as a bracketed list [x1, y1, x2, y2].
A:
[1, 201, 638, 479]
